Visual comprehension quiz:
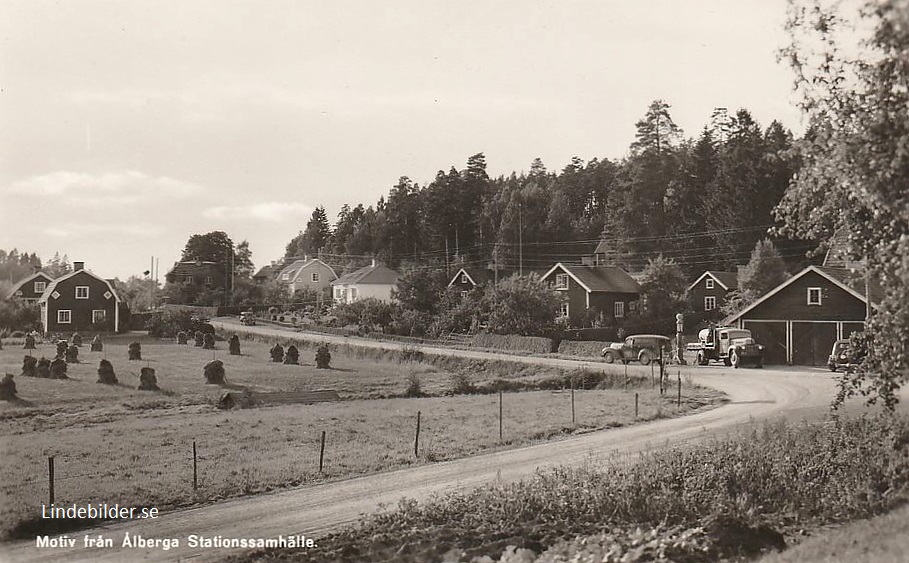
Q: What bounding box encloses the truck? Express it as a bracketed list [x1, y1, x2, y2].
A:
[687, 326, 764, 368]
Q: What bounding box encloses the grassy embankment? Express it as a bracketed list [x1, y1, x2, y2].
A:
[0, 334, 723, 541]
[225, 413, 909, 563]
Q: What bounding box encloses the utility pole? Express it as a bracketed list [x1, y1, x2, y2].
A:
[518, 203, 523, 276]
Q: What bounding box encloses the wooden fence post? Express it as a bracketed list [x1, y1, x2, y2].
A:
[498, 391, 503, 441]
[414, 412, 421, 457]
[571, 381, 576, 424]
[319, 430, 327, 472]
[48, 456, 55, 505]
[635, 392, 639, 418]
[677, 370, 682, 407]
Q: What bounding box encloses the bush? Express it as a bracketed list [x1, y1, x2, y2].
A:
[449, 372, 476, 395]
[404, 371, 423, 397]
[0, 301, 40, 333]
[204, 360, 225, 384]
[557, 340, 612, 358]
[315, 344, 331, 369]
[472, 333, 555, 354]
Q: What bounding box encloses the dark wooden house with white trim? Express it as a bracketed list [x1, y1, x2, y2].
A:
[6, 271, 55, 305]
[540, 263, 641, 326]
[723, 265, 878, 365]
[38, 262, 122, 334]
[687, 270, 738, 314]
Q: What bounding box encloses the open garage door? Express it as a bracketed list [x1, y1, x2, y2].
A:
[743, 321, 787, 365]
[842, 322, 865, 340]
[792, 322, 838, 366]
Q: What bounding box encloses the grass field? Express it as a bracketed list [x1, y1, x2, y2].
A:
[0, 333, 723, 540]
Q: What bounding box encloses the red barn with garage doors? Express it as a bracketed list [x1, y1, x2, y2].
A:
[723, 265, 878, 366]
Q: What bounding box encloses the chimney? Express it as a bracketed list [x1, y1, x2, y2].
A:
[371, 257, 376, 267]
[74, 261, 84, 271]
[303, 254, 309, 262]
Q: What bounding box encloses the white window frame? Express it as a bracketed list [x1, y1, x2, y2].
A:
[460, 273, 468, 284]
[555, 274, 569, 290]
[705, 278, 715, 289]
[92, 309, 106, 324]
[349, 287, 358, 301]
[704, 296, 716, 311]
[559, 302, 570, 318]
[34, 281, 46, 293]
[282, 272, 290, 281]
[334, 287, 343, 298]
[75, 286, 89, 299]
[184, 275, 193, 284]
[807, 287, 822, 306]
[57, 310, 72, 324]
[461, 290, 469, 299]
[203, 276, 213, 285]
[614, 301, 625, 318]
[311, 272, 319, 282]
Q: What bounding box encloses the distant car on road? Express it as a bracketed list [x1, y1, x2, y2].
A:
[827, 338, 866, 372]
[601, 334, 672, 365]
[240, 311, 257, 326]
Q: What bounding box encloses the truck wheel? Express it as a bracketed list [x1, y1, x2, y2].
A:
[696, 351, 707, 366]
[723, 356, 732, 367]
[755, 360, 763, 369]
[639, 351, 652, 366]
[731, 350, 740, 369]
[603, 351, 615, 364]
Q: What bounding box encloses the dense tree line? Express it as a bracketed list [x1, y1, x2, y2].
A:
[284, 102, 802, 278]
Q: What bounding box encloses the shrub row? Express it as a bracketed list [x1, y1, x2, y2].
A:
[471, 333, 556, 354]
[556, 340, 611, 358]
[242, 414, 909, 563]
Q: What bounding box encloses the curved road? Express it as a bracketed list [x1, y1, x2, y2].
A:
[0, 320, 889, 563]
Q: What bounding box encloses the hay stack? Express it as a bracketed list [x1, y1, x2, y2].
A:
[315, 343, 331, 369]
[228, 335, 241, 356]
[55, 340, 68, 359]
[65, 344, 79, 363]
[23, 334, 36, 350]
[194, 331, 204, 347]
[138, 367, 159, 391]
[71, 332, 83, 347]
[49, 358, 68, 379]
[21, 355, 37, 378]
[176, 331, 188, 345]
[97, 359, 117, 385]
[36, 358, 50, 378]
[283, 344, 299, 365]
[128, 342, 142, 361]
[270, 343, 284, 363]
[90, 335, 103, 352]
[202, 333, 215, 350]
[204, 359, 225, 384]
[0, 374, 16, 401]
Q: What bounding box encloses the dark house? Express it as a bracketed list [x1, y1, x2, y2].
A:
[253, 261, 283, 283]
[446, 267, 525, 295]
[540, 263, 641, 326]
[6, 271, 55, 305]
[38, 262, 122, 333]
[687, 271, 739, 314]
[165, 260, 226, 288]
[723, 265, 878, 365]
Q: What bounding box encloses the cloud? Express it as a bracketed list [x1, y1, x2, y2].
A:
[3, 170, 205, 206]
[203, 201, 312, 222]
[43, 223, 166, 238]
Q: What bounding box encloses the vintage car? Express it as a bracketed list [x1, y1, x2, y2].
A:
[239, 311, 257, 326]
[689, 326, 764, 368]
[601, 334, 672, 365]
[827, 338, 868, 372]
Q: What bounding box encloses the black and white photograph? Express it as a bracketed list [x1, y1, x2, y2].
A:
[1, 0, 908, 561]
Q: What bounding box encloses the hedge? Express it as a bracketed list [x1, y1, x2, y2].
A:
[556, 340, 612, 358]
[471, 333, 556, 354]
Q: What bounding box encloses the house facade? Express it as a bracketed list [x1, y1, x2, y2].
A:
[6, 271, 55, 305]
[38, 262, 121, 333]
[164, 260, 226, 288]
[724, 266, 875, 365]
[541, 263, 641, 326]
[286, 258, 337, 297]
[687, 271, 738, 314]
[331, 260, 400, 304]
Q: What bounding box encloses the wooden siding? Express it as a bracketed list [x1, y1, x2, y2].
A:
[744, 270, 867, 322]
[43, 271, 117, 333]
[687, 280, 730, 312]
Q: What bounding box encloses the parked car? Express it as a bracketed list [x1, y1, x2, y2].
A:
[239, 311, 256, 326]
[601, 334, 672, 365]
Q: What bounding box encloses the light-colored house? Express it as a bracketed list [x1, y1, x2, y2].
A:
[284, 257, 337, 297]
[331, 259, 400, 304]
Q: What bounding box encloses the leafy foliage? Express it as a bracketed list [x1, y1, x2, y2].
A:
[0, 301, 40, 333]
[720, 239, 789, 317]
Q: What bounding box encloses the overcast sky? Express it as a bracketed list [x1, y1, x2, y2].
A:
[0, 0, 805, 280]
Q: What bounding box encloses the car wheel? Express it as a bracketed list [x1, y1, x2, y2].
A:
[731, 350, 739, 369]
[829, 364, 837, 372]
[603, 351, 615, 364]
[639, 351, 652, 366]
[755, 360, 763, 369]
[723, 356, 732, 367]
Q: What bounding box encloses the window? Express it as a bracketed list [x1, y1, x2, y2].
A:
[559, 302, 570, 318]
[705, 278, 715, 289]
[311, 272, 319, 282]
[461, 273, 468, 284]
[184, 275, 193, 284]
[282, 272, 290, 281]
[461, 290, 469, 299]
[614, 301, 625, 318]
[704, 296, 716, 311]
[555, 274, 569, 290]
[34, 281, 46, 293]
[57, 310, 71, 324]
[807, 287, 822, 305]
[203, 276, 213, 285]
[92, 310, 106, 324]
[349, 288, 358, 301]
[75, 286, 89, 299]
[334, 287, 343, 298]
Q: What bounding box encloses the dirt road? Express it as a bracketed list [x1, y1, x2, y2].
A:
[0, 321, 877, 563]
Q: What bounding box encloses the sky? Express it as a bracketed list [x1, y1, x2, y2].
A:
[0, 0, 806, 280]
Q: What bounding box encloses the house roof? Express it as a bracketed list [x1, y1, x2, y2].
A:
[687, 270, 739, 292]
[278, 259, 309, 281]
[6, 271, 54, 299]
[542, 263, 641, 294]
[332, 263, 400, 286]
[38, 268, 120, 304]
[724, 265, 880, 324]
[289, 259, 338, 283]
[165, 260, 222, 278]
[447, 267, 525, 287]
[253, 262, 281, 280]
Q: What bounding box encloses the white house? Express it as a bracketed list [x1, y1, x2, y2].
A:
[330, 259, 400, 304]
